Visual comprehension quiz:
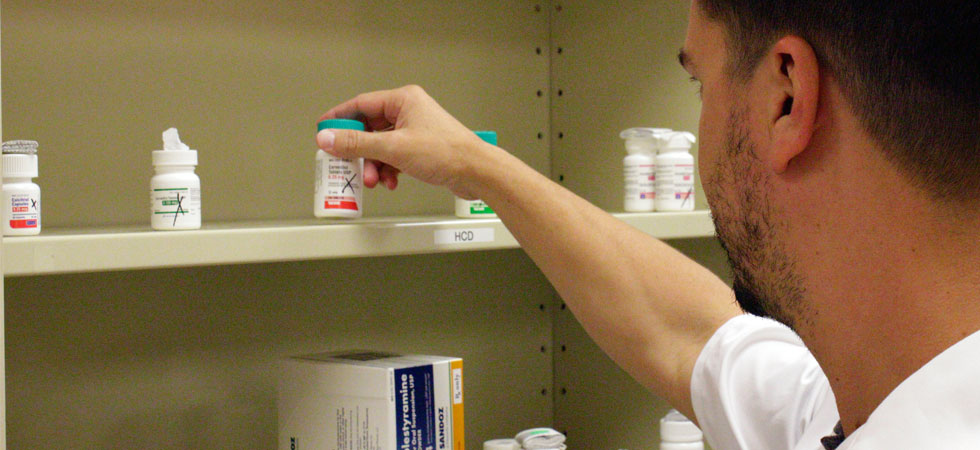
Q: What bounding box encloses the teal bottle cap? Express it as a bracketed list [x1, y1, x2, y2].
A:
[318, 119, 366, 131]
[474, 130, 498, 146]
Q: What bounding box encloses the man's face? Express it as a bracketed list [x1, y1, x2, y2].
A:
[681, 2, 808, 329]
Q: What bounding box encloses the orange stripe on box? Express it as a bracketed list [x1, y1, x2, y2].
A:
[451, 359, 465, 450]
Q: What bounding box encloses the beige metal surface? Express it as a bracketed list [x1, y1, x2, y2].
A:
[5, 250, 556, 449]
[3, 211, 713, 276]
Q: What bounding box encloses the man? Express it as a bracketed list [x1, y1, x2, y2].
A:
[315, 0, 979, 448]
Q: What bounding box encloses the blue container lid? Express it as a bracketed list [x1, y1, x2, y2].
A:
[317, 119, 365, 131]
[474, 130, 498, 146]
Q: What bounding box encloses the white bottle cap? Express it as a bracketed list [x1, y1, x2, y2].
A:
[152, 149, 198, 166]
[484, 439, 521, 450]
[2, 140, 39, 155]
[663, 131, 696, 152]
[2, 153, 38, 178]
[620, 127, 672, 154]
[660, 409, 703, 443]
[152, 128, 198, 166]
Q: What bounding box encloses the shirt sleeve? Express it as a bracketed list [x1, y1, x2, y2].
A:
[691, 314, 838, 450]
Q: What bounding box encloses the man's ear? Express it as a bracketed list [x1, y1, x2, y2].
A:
[765, 36, 819, 174]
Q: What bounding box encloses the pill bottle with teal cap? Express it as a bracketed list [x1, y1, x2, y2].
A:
[455, 131, 498, 218]
[315, 119, 365, 219]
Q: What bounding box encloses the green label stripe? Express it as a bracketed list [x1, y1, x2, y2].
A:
[153, 188, 189, 191]
[469, 206, 495, 214]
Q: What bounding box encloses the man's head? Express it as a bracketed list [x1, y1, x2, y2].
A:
[681, 0, 980, 330]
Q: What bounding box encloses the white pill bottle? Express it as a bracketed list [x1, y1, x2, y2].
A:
[315, 119, 365, 219]
[655, 131, 697, 212]
[660, 409, 704, 450]
[2, 140, 42, 236]
[151, 129, 202, 230]
[455, 131, 498, 218]
[621, 128, 671, 212]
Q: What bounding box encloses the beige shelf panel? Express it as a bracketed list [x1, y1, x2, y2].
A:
[3, 211, 713, 276]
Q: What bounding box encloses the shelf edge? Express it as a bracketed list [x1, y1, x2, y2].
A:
[3, 212, 714, 276]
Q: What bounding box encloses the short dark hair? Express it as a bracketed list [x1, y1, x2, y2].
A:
[698, 0, 980, 203]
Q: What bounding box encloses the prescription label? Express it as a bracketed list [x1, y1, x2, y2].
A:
[655, 164, 695, 202]
[624, 162, 656, 201]
[151, 187, 201, 227]
[317, 157, 361, 211]
[5, 192, 40, 229]
[467, 201, 494, 215]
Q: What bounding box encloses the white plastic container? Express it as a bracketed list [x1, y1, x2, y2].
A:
[151, 128, 201, 230]
[654, 131, 697, 212]
[2, 140, 41, 236]
[660, 409, 704, 450]
[315, 119, 364, 219]
[483, 439, 520, 450]
[621, 128, 671, 212]
[455, 131, 498, 218]
[514, 427, 566, 449]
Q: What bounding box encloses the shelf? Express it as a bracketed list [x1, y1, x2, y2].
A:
[2, 211, 714, 277]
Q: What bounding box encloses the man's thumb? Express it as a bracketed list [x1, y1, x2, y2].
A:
[317, 128, 389, 161]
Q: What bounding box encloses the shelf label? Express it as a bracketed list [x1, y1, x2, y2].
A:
[434, 228, 494, 245]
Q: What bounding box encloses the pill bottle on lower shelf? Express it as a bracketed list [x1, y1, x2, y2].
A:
[315, 119, 365, 219]
[455, 131, 498, 218]
[483, 438, 520, 450]
[660, 409, 704, 450]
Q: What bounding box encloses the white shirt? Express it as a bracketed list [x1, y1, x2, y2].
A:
[691, 315, 839, 450]
[691, 314, 980, 449]
[837, 325, 980, 449]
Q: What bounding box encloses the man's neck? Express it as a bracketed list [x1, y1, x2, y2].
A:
[794, 192, 980, 436]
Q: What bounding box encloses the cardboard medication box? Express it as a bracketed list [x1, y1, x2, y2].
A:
[278, 351, 464, 450]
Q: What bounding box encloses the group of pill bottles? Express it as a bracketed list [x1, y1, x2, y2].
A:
[621, 128, 697, 213]
[3, 123, 700, 237]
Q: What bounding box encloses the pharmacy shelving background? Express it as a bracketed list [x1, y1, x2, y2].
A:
[0, 1, 728, 449]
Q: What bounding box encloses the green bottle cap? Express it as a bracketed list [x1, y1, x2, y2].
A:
[474, 131, 498, 146]
[317, 119, 366, 131]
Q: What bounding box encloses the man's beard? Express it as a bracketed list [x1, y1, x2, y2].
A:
[704, 105, 809, 332]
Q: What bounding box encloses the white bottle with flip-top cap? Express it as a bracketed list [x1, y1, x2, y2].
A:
[2, 140, 42, 236]
[621, 128, 671, 212]
[655, 131, 697, 212]
[151, 128, 201, 230]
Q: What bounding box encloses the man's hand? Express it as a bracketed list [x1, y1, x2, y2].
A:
[317, 85, 495, 200]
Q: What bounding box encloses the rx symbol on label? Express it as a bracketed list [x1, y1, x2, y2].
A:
[30, 199, 38, 211]
[342, 174, 358, 194]
[173, 193, 186, 226]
